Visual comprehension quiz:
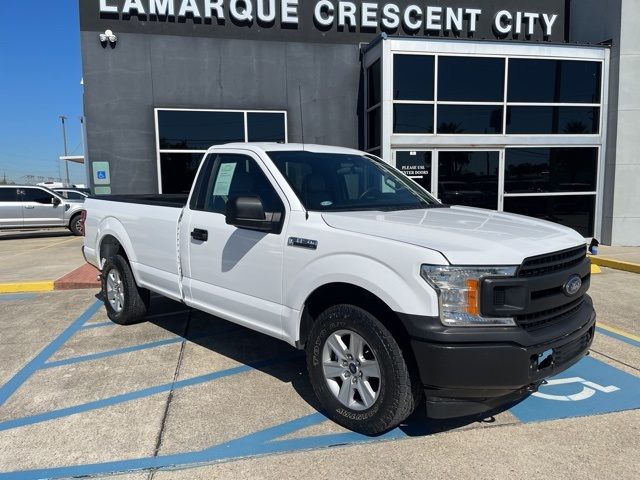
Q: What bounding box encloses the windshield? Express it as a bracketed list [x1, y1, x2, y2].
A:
[268, 151, 442, 212]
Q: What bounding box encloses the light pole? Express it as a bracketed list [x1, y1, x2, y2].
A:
[59, 115, 69, 184]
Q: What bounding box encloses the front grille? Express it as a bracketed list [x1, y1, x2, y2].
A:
[516, 297, 585, 331]
[553, 326, 594, 366]
[518, 245, 587, 278]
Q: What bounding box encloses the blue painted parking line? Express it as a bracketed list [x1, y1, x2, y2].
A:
[0, 293, 36, 302]
[510, 355, 640, 423]
[0, 412, 405, 480]
[0, 352, 302, 432]
[41, 337, 186, 369]
[0, 300, 103, 407]
[41, 325, 244, 370]
[596, 327, 640, 348]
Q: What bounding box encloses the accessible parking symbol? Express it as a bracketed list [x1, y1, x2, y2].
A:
[510, 356, 640, 423]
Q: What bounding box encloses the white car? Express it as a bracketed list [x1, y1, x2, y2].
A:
[82, 143, 595, 434]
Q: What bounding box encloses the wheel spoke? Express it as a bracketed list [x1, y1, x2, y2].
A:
[326, 334, 348, 361]
[349, 333, 365, 360]
[323, 362, 345, 379]
[359, 360, 380, 379]
[338, 379, 354, 405]
[357, 380, 376, 408]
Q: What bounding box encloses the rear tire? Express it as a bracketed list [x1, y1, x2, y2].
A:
[306, 304, 418, 435]
[101, 255, 150, 325]
[69, 214, 83, 236]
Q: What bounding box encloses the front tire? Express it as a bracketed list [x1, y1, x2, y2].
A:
[101, 255, 150, 325]
[69, 214, 83, 236]
[306, 304, 418, 435]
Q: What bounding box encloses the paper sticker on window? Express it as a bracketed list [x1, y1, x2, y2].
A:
[213, 163, 237, 196]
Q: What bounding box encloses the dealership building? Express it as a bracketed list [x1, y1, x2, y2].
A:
[80, 0, 639, 245]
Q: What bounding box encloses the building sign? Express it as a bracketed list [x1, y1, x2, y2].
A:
[396, 151, 430, 177]
[82, 0, 565, 43]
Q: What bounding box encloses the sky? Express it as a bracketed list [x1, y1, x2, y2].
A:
[0, 0, 86, 185]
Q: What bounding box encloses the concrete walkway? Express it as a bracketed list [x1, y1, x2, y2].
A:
[597, 245, 640, 264]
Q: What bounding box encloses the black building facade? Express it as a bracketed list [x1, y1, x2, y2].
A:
[81, 0, 613, 239]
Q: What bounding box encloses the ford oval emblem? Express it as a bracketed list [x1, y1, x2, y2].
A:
[563, 275, 582, 296]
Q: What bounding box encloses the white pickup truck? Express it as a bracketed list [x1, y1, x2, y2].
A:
[82, 143, 595, 434]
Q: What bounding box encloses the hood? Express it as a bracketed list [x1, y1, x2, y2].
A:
[321, 206, 586, 265]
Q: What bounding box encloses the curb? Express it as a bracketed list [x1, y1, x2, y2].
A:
[0, 281, 55, 294]
[589, 256, 640, 274]
[0, 266, 101, 295]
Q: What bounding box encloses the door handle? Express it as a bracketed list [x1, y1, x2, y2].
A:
[191, 228, 208, 242]
[25, 205, 35, 209]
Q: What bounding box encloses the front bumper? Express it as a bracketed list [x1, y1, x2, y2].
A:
[399, 296, 596, 419]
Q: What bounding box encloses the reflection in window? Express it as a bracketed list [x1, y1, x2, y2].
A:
[504, 195, 595, 237]
[21, 189, 54, 204]
[158, 111, 245, 149]
[507, 106, 599, 134]
[437, 105, 503, 134]
[394, 104, 434, 133]
[505, 148, 598, 193]
[508, 59, 602, 103]
[438, 56, 505, 102]
[393, 55, 434, 101]
[438, 151, 499, 209]
[160, 152, 205, 194]
[247, 112, 286, 142]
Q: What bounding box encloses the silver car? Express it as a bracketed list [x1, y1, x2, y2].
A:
[0, 185, 85, 236]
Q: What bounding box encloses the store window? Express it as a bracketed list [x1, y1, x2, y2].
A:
[505, 148, 598, 193]
[508, 59, 602, 104]
[394, 104, 434, 133]
[366, 60, 382, 151]
[438, 56, 505, 102]
[506, 106, 599, 135]
[437, 105, 503, 134]
[156, 109, 287, 193]
[504, 195, 596, 237]
[438, 151, 499, 210]
[507, 59, 602, 135]
[393, 55, 434, 101]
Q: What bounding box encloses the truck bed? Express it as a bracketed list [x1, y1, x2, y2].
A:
[94, 194, 188, 208]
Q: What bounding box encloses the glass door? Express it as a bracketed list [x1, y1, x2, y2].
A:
[435, 150, 501, 210]
[393, 150, 433, 192]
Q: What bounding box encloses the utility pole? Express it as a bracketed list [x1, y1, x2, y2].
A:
[59, 115, 69, 185]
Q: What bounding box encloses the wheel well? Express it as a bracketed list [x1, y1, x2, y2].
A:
[299, 283, 412, 351]
[99, 235, 129, 266]
[69, 211, 82, 226]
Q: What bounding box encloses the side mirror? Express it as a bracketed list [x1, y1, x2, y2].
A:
[52, 197, 61, 206]
[225, 196, 282, 234]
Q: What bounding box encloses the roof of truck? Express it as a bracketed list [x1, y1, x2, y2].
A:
[209, 142, 365, 156]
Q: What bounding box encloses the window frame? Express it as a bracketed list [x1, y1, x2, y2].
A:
[387, 51, 605, 139]
[154, 108, 288, 194]
[189, 150, 288, 226]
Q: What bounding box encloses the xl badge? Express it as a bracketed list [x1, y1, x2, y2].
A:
[563, 274, 582, 296]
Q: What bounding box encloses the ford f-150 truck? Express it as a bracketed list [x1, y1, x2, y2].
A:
[82, 143, 595, 434]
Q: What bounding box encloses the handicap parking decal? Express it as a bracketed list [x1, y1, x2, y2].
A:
[510, 355, 640, 423]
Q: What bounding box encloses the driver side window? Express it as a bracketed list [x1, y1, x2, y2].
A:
[21, 188, 55, 204]
[198, 154, 284, 216]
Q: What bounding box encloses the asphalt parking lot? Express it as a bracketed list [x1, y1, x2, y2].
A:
[0, 239, 638, 479]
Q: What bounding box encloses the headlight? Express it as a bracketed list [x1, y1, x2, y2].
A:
[421, 265, 518, 327]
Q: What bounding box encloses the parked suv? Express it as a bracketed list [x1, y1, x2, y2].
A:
[0, 185, 85, 235]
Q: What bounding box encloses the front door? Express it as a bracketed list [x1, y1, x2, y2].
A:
[183, 152, 287, 339]
[19, 188, 65, 227]
[394, 150, 433, 192]
[435, 150, 501, 210]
